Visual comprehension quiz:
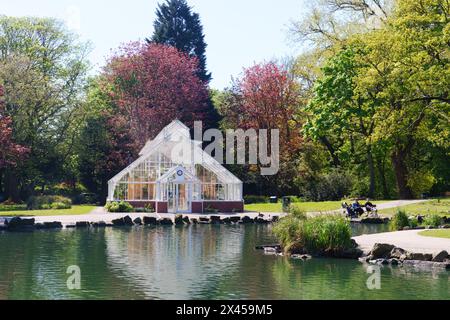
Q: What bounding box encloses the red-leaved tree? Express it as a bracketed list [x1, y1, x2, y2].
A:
[235, 62, 302, 159]
[0, 85, 29, 170]
[102, 42, 212, 150]
[220, 62, 303, 194]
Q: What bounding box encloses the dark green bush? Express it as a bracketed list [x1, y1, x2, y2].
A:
[423, 214, 443, 228]
[105, 201, 133, 213]
[27, 196, 72, 210]
[244, 195, 269, 204]
[390, 210, 410, 231]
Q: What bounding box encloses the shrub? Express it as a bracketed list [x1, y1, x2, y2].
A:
[27, 196, 72, 210]
[289, 206, 307, 220]
[285, 196, 303, 203]
[0, 204, 28, 212]
[423, 214, 443, 228]
[105, 201, 134, 213]
[244, 195, 269, 204]
[50, 202, 71, 210]
[273, 212, 352, 254]
[390, 210, 410, 231]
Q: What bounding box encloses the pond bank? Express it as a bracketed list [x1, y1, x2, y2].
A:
[353, 229, 450, 254]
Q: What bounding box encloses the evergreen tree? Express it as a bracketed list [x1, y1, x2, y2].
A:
[148, 0, 211, 83]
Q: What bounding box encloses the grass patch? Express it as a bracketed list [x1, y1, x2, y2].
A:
[245, 200, 392, 213]
[0, 205, 97, 217]
[273, 208, 353, 254]
[379, 199, 450, 217]
[418, 229, 450, 239]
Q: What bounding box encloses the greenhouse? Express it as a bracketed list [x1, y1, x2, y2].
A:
[107, 120, 244, 213]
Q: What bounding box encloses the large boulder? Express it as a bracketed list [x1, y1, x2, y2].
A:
[431, 250, 449, 262]
[112, 218, 125, 226]
[221, 217, 231, 224]
[6, 217, 35, 230]
[240, 216, 254, 224]
[43, 221, 62, 229]
[210, 216, 222, 224]
[369, 243, 395, 259]
[159, 218, 173, 225]
[75, 221, 90, 228]
[143, 217, 157, 225]
[174, 215, 184, 225]
[92, 221, 107, 228]
[389, 247, 408, 259]
[230, 217, 241, 223]
[182, 216, 191, 224]
[199, 217, 210, 224]
[255, 217, 270, 224]
[405, 252, 432, 261]
[123, 216, 133, 226]
[339, 248, 364, 259]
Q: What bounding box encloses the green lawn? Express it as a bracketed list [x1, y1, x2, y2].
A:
[378, 199, 450, 217]
[418, 229, 450, 239]
[0, 205, 97, 217]
[245, 200, 392, 213]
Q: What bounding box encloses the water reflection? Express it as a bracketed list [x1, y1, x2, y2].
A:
[0, 225, 448, 300]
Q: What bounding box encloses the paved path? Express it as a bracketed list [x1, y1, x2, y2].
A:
[27, 208, 278, 225]
[353, 229, 450, 254]
[262, 199, 429, 216]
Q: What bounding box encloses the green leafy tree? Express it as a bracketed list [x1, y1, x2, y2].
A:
[0, 16, 90, 201]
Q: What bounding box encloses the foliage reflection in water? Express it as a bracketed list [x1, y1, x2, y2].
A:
[0, 224, 448, 300]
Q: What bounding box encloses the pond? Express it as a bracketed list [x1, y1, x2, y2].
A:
[0, 224, 448, 300]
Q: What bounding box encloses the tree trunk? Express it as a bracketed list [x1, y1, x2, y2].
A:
[4, 168, 21, 202]
[391, 149, 414, 199]
[319, 136, 340, 167]
[367, 147, 375, 199]
[376, 157, 390, 199]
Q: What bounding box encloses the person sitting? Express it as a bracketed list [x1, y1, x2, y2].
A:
[352, 200, 364, 216]
[364, 199, 377, 213]
[342, 202, 356, 218]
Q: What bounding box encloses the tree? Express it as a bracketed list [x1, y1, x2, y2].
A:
[217, 62, 303, 195]
[102, 42, 212, 151]
[305, 47, 381, 198]
[0, 16, 90, 200]
[148, 0, 211, 83]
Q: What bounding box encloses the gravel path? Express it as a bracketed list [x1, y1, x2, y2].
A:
[353, 229, 450, 254]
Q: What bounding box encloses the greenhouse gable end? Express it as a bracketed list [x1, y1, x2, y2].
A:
[107, 120, 244, 213]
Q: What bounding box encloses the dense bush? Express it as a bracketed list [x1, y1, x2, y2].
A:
[0, 204, 28, 212]
[105, 201, 134, 213]
[390, 210, 410, 231]
[285, 196, 303, 203]
[298, 170, 353, 201]
[244, 195, 269, 204]
[423, 214, 443, 228]
[51, 202, 71, 210]
[273, 211, 352, 254]
[27, 196, 72, 210]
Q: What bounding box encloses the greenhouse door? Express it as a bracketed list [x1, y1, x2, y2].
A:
[167, 183, 191, 214]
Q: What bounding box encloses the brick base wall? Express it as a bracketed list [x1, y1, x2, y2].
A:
[128, 200, 243, 213]
[203, 201, 244, 213]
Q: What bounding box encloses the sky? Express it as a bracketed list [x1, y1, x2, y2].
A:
[1, 0, 308, 89]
